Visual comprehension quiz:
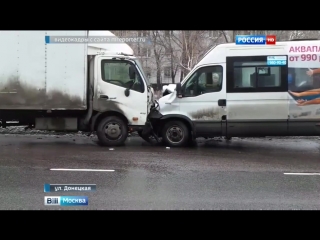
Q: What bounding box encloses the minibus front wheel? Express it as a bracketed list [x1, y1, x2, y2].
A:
[161, 120, 190, 147]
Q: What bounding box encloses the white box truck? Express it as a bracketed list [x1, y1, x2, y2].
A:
[147, 39, 320, 147]
[0, 31, 156, 146]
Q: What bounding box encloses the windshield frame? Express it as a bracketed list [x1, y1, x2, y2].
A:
[134, 59, 151, 86]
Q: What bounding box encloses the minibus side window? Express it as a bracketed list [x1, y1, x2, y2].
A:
[226, 56, 288, 93]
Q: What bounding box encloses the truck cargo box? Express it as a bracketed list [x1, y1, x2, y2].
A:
[0, 31, 88, 110]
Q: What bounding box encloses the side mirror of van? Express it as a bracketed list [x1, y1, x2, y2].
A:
[176, 82, 182, 98]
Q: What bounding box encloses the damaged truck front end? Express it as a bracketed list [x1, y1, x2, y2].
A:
[138, 99, 162, 144]
[139, 83, 189, 145]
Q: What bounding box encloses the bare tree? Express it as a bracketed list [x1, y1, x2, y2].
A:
[178, 31, 199, 80]
[150, 31, 165, 91]
[220, 31, 230, 43]
[178, 31, 229, 80]
[160, 31, 214, 81]
[153, 31, 228, 82]
[286, 31, 320, 40]
[155, 31, 180, 83]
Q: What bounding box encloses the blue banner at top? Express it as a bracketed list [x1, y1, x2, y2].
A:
[236, 35, 266, 45]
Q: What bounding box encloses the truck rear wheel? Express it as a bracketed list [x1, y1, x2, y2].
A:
[97, 116, 128, 146]
[161, 120, 189, 147]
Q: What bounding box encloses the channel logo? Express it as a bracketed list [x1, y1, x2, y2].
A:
[236, 35, 276, 45]
[44, 196, 88, 206]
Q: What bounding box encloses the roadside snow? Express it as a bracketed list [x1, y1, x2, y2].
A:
[0, 126, 95, 137]
[0, 126, 136, 138]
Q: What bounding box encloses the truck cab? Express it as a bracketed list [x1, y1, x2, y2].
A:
[87, 49, 154, 146]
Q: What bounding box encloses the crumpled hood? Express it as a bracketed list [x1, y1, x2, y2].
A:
[162, 84, 176, 94]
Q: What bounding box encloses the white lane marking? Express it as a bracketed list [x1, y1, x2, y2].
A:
[284, 173, 320, 175]
[50, 168, 114, 172]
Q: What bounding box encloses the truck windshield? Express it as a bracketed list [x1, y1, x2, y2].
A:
[134, 59, 151, 86]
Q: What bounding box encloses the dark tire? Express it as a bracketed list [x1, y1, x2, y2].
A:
[161, 120, 189, 147]
[96, 116, 128, 146]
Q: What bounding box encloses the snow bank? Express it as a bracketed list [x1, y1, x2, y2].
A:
[0, 126, 94, 137]
[0, 126, 137, 138]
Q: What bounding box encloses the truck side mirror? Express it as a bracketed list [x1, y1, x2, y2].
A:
[129, 66, 136, 80]
[124, 88, 130, 97]
[176, 82, 182, 98]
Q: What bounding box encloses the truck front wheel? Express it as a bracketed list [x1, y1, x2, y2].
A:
[161, 120, 189, 147]
[97, 116, 128, 146]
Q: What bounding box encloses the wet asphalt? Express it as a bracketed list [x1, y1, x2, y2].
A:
[0, 134, 319, 210]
